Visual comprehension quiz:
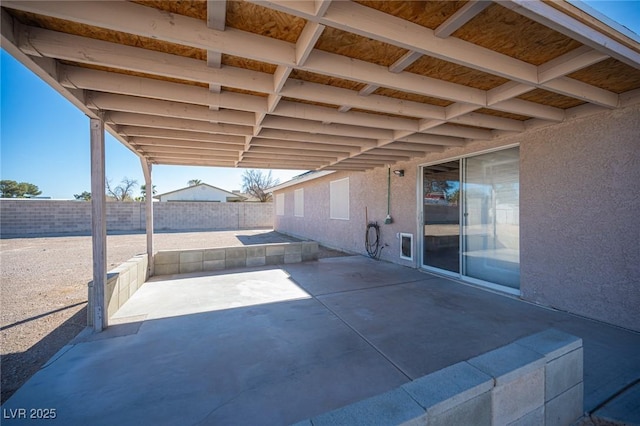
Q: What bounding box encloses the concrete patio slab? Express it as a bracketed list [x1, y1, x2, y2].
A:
[3, 256, 639, 425]
[592, 382, 640, 425]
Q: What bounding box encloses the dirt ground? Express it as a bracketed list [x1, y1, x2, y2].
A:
[0, 229, 349, 403]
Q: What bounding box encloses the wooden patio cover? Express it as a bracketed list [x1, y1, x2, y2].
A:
[1, 0, 640, 173]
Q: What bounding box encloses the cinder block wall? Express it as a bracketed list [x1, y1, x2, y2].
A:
[302, 329, 584, 426]
[154, 241, 319, 276]
[274, 103, 640, 332]
[87, 253, 149, 326]
[0, 201, 273, 236]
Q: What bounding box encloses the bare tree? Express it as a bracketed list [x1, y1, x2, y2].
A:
[241, 170, 279, 202]
[106, 177, 138, 201]
[188, 179, 202, 186]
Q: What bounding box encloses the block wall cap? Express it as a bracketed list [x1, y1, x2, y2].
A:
[402, 361, 493, 416]
[515, 328, 583, 361]
[467, 342, 545, 385]
[311, 388, 424, 426]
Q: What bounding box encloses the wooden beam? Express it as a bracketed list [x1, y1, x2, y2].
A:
[354, 153, 411, 161]
[296, 21, 325, 65]
[449, 113, 526, 132]
[543, 77, 619, 108]
[384, 142, 445, 152]
[393, 133, 467, 147]
[250, 137, 359, 154]
[423, 124, 493, 140]
[260, 116, 394, 140]
[146, 151, 240, 161]
[537, 45, 609, 83]
[280, 78, 444, 120]
[434, 0, 491, 38]
[365, 147, 427, 157]
[24, 26, 274, 93]
[491, 98, 565, 122]
[140, 158, 154, 277]
[359, 85, 378, 96]
[207, 0, 227, 31]
[303, 50, 486, 106]
[65, 56, 446, 123]
[324, 165, 371, 171]
[487, 81, 534, 105]
[388, 51, 423, 73]
[212, 91, 268, 113]
[139, 145, 242, 157]
[314, 0, 333, 17]
[61, 65, 210, 105]
[88, 92, 255, 125]
[120, 126, 245, 144]
[273, 100, 419, 131]
[243, 151, 337, 161]
[64, 64, 447, 128]
[246, 145, 347, 157]
[237, 159, 322, 168]
[257, 128, 377, 148]
[90, 117, 107, 332]
[333, 159, 391, 166]
[152, 159, 237, 167]
[130, 137, 244, 152]
[105, 112, 254, 136]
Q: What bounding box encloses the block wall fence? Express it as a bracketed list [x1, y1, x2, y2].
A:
[0, 200, 273, 236]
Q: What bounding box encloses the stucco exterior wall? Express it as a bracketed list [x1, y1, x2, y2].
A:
[274, 104, 639, 332]
[519, 104, 640, 332]
[0, 200, 273, 236]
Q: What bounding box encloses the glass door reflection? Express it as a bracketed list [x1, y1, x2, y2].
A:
[422, 161, 460, 273]
[462, 148, 520, 289]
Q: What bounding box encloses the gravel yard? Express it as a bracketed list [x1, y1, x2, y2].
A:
[1, 230, 349, 403]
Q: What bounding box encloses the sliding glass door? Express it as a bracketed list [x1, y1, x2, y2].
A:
[421, 147, 520, 291]
[422, 161, 460, 273]
[462, 148, 520, 289]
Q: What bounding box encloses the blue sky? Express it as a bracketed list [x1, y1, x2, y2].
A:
[1, 1, 638, 199]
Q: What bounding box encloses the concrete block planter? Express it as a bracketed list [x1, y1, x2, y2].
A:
[154, 241, 319, 276]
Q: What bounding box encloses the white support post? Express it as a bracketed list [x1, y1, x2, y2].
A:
[140, 158, 154, 277]
[90, 117, 107, 332]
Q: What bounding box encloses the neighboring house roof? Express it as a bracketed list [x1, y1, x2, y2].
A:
[270, 171, 336, 192]
[154, 183, 246, 201]
[234, 192, 262, 202]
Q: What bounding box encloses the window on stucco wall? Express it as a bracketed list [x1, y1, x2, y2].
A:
[294, 188, 304, 217]
[276, 193, 285, 216]
[330, 178, 349, 220]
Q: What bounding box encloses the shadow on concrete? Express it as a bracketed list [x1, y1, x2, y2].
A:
[1, 305, 87, 404]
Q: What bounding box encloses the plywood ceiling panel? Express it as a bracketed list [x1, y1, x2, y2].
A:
[453, 3, 584, 65]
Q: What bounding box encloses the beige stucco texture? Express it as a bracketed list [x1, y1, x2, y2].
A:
[519, 104, 640, 332]
[274, 104, 640, 332]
